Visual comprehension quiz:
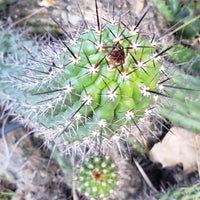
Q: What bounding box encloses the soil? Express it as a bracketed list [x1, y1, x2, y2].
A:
[0, 125, 72, 200]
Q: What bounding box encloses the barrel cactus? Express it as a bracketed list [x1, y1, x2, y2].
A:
[4, 0, 174, 154]
[76, 156, 119, 199]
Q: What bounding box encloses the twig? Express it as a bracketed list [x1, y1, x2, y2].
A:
[8, 7, 45, 30]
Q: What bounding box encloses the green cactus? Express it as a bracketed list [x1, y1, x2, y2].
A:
[160, 69, 200, 133]
[5, 5, 174, 152]
[170, 44, 200, 75]
[157, 183, 200, 200]
[1, 1, 195, 153]
[76, 156, 119, 199]
[0, 27, 44, 133]
[152, 0, 200, 39]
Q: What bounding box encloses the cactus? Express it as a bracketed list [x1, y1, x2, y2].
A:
[2, 1, 177, 153]
[169, 44, 200, 75]
[1, 1, 199, 199]
[159, 69, 200, 133]
[0, 27, 38, 117]
[1, 1, 198, 151]
[157, 183, 200, 200]
[153, 0, 200, 39]
[76, 156, 119, 199]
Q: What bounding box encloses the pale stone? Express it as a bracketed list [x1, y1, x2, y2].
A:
[150, 126, 200, 175]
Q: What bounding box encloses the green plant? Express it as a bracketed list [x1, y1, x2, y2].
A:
[169, 44, 200, 75]
[1, 2, 175, 153]
[157, 183, 200, 200]
[153, 0, 200, 39]
[76, 156, 119, 199]
[160, 69, 200, 133]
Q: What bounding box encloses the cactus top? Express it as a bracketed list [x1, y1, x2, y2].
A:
[23, 16, 170, 149]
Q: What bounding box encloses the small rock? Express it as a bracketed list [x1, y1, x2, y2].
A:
[150, 126, 200, 175]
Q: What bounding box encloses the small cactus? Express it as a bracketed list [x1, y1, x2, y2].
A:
[76, 156, 119, 199]
[1, 1, 197, 153]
